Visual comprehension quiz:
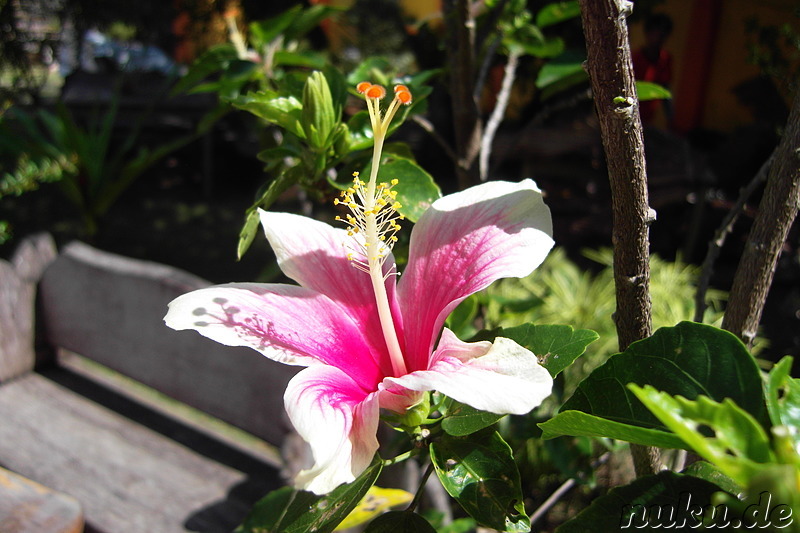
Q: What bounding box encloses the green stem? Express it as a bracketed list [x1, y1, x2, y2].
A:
[406, 462, 436, 513]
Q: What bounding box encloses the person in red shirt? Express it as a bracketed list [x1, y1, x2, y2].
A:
[633, 14, 674, 125]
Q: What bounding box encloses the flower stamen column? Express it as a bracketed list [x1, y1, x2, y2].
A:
[336, 83, 413, 376]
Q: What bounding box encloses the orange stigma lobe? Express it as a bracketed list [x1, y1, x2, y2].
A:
[365, 84, 387, 99]
[356, 81, 373, 94]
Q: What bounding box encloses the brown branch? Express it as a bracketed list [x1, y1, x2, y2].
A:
[722, 89, 800, 345]
[578, 0, 656, 477]
[443, 0, 482, 189]
[694, 153, 773, 323]
[410, 115, 458, 163]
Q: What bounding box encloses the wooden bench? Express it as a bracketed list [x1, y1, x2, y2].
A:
[0, 234, 300, 533]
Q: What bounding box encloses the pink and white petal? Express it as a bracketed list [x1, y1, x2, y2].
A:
[398, 180, 554, 372]
[384, 330, 553, 415]
[164, 283, 384, 388]
[259, 210, 401, 375]
[285, 365, 380, 494]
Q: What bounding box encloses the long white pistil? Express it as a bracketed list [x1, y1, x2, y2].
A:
[336, 82, 412, 376]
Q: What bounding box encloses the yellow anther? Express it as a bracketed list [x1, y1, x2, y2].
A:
[391, 179, 399, 185]
[393, 202, 402, 209]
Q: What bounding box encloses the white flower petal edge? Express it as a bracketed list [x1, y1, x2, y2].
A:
[385, 329, 553, 415]
[284, 365, 380, 494]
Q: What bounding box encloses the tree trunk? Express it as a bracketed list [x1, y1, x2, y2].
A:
[722, 89, 800, 345]
[578, 0, 657, 476]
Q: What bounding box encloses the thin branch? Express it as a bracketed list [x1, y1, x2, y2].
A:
[410, 115, 458, 163]
[479, 49, 520, 181]
[529, 452, 612, 527]
[693, 153, 774, 323]
[406, 462, 436, 513]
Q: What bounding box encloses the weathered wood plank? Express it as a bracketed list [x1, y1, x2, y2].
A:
[0, 372, 282, 533]
[38, 241, 298, 446]
[0, 233, 57, 382]
[0, 466, 84, 533]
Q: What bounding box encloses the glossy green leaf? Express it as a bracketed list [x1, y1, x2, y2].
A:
[362, 511, 437, 533]
[235, 457, 382, 533]
[441, 400, 505, 437]
[233, 91, 305, 139]
[556, 470, 735, 532]
[430, 431, 530, 532]
[501, 324, 598, 378]
[539, 410, 686, 448]
[636, 81, 672, 101]
[630, 385, 775, 485]
[535, 1, 581, 28]
[557, 322, 766, 433]
[375, 156, 441, 223]
[283, 4, 344, 43]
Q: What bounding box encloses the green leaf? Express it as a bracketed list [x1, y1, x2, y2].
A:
[636, 81, 672, 101]
[535, 50, 587, 101]
[249, 5, 301, 48]
[500, 324, 598, 378]
[346, 57, 394, 87]
[362, 511, 437, 533]
[237, 209, 262, 261]
[237, 169, 300, 259]
[681, 461, 742, 495]
[446, 295, 479, 340]
[170, 44, 239, 96]
[335, 486, 413, 530]
[630, 385, 775, 485]
[539, 410, 686, 448]
[375, 156, 441, 223]
[556, 471, 736, 532]
[556, 322, 766, 434]
[273, 50, 327, 70]
[765, 356, 800, 436]
[535, 1, 581, 28]
[236, 457, 382, 533]
[430, 431, 530, 532]
[441, 400, 505, 437]
[233, 91, 305, 139]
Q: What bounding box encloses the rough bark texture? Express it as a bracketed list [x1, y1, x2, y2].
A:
[443, 0, 482, 189]
[579, 0, 657, 476]
[722, 89, 800, 345]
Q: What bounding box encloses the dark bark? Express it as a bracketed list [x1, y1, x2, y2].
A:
[579, 0, 656, 476]
[722, 89, 800, 345]
[443, 0, 482, 189]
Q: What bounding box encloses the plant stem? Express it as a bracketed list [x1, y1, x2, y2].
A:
[578, 0, 657, 477]
[443, 0, 482, 189]
[694, 152, 773, 323]
[479, 49, 520, 181]
[722, 89, 800, 346]
[406, 462, 436, 513]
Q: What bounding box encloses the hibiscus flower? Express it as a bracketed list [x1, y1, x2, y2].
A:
[164, 82, 555, 494]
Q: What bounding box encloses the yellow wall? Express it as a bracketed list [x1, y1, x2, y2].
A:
[630, 0, 798, 132]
